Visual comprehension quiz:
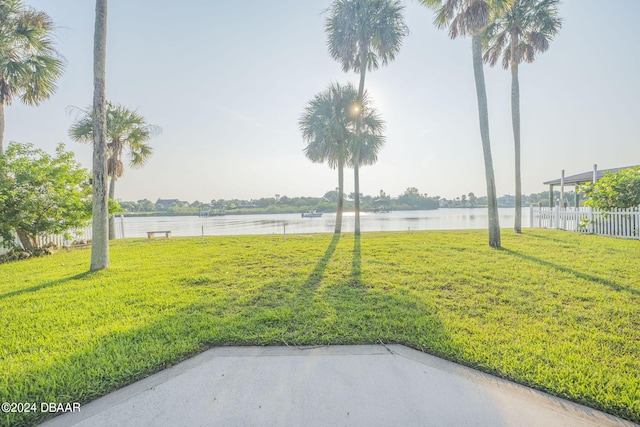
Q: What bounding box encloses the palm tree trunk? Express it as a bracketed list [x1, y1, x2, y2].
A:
[0, 102, 5, 156]
[335, 158, 344, 234]
[510, 40, 522, 233]
[354, 52, 368, 236]
[108, 175, 116, 240]
[471, 34, 501, 247]
[354, 160, 361, 228]
[90, 0, 110, 271]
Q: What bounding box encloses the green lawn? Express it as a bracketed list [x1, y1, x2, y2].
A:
[1, 229, 639, 426]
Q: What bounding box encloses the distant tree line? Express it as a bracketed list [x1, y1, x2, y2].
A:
[118, 187, 440, 216]
[119, 189, 592, 216]
[438, 191, 580, 209]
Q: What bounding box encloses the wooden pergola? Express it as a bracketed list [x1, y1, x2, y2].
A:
[543, 164, 639, 207]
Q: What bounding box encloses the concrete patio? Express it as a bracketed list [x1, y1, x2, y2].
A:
[40, 344, 636, 427]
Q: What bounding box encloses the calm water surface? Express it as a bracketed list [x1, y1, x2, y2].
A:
[119, 208, 530, 238]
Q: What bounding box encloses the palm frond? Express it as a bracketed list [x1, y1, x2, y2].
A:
[128, 142, 153, 169]
[299, 82, 359, 170]
[0, 1, 64, 106]
[481, 0, 562, 68]
[68, 102, 159, 179]
[326, 0, 408, 74]
[422, 0, 514, 39]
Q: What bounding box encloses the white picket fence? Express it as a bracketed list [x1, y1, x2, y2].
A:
[530, 206, 640, 239]
[1, 214, 134, 254]
[0, 224, 94, 255]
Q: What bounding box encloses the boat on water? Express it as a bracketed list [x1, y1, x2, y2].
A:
[373, 207, 391, 213]
[199, 205, 227, 217]
[301, 211, 323, 218]
[199, 210, 225, 217]
[367, 204, 391, 213]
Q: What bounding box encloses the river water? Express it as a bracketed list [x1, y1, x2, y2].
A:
[118, 208, 530, 238]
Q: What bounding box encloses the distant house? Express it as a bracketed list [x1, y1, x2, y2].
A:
[155, 198, 189, 210]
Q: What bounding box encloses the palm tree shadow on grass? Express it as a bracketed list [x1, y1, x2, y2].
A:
[303, 233, 341, 289]
[0, 272, 91, 301]
[500, 247, 639, 297]
[321, 239, 456, 353]
[350, 234, 362, 287]
[198, 234, 343, 346]
[523, 231, 584, 245]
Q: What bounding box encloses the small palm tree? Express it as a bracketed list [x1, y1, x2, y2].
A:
[299, 82, 357, 234]
[483, 0, 561, 233]
[420, 0, 511, 248]
[326, 0, 407, 235]
[70, 102, 160, 239]
[0, 0, 64, 155]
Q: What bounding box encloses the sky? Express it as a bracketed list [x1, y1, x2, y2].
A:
[7, 0, 640, 203]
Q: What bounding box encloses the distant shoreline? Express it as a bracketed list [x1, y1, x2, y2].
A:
[119, 206, 440, 218]
[116, 205, 543, 218]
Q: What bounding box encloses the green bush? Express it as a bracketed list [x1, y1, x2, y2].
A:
[579, 167, 640, 210]
[0, 142, 92, 251]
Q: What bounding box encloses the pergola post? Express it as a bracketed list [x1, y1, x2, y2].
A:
[560, 169, 565, 208]
[560, 170, 565, 229]
[542, 165, 638, 227]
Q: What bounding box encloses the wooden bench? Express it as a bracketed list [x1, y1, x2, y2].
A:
[147, 231, 171, 239]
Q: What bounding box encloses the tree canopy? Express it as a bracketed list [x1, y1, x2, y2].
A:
[68, 102, 158, 180]
[0, 142, 91, 252]
[326, 0, 407, 75]
[0, 0, 64, 154]
[483, 0, 562, 69]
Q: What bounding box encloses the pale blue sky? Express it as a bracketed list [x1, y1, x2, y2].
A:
[7, 0, 640, 202]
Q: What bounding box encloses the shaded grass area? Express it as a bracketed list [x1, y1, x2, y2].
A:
[1, 229, 638, 425]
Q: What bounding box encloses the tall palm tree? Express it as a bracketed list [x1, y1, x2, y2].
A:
[326, 0, 407, 236]
[70, 102, 159, 239]
[0, 0, 64, 155]
[299, 82, 358, 234]
[420, 0, 511, 248]
[91, 0, 109, 270]
[483, 0, 561, 233]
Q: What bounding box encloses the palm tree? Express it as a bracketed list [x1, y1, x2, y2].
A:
[483, 0, 561, 233]
[70, 102, 159, 240]
[0, 0, 64, 155]
[326, 0, 407, 236]
[420, 0, 511, 248]
[299, 82, 358, 234]
[91, 0, 109, 270]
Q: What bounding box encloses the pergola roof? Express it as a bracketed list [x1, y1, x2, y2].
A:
[543, 165, 639, 186]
